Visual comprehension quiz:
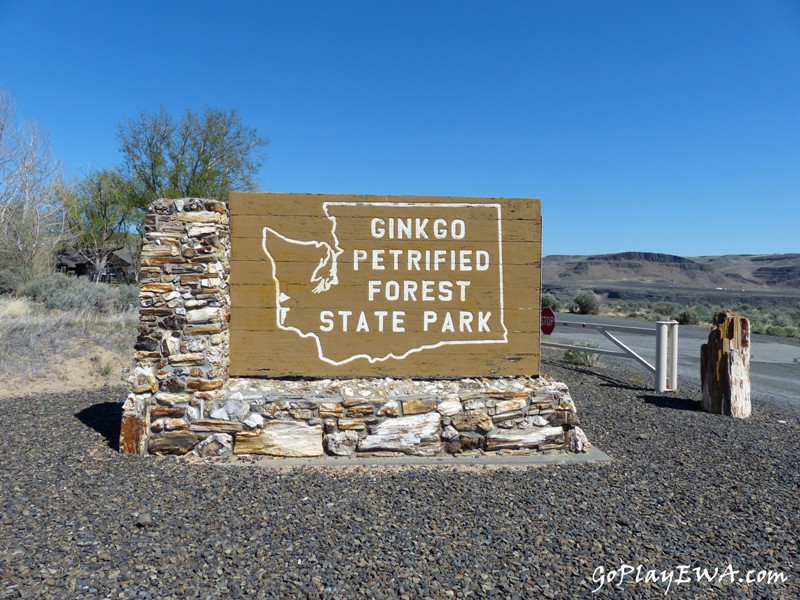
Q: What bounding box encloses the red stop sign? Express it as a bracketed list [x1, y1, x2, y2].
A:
[541, 307, 556, 335]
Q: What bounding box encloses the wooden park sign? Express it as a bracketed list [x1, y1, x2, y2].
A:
[229, 193, 542, 377]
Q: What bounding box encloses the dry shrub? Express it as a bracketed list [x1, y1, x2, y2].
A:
[563, 342, 603, 367]
[20, 273, 138, 313]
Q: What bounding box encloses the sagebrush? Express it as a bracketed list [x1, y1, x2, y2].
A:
[545, 294, 799, 338]
[19, 272, 138, 313]
[563, 342, 603, 367]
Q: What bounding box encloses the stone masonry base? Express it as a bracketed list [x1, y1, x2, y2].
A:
[145, 375, 590, 458]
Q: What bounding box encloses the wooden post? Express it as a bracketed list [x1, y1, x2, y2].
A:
[700, 310, 751, 418]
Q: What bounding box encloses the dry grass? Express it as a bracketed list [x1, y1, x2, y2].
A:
[0, 299, 137, 380]
[0, 297, 36, 318]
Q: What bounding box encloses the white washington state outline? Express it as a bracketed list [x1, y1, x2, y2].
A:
[261, 201, 508, 366]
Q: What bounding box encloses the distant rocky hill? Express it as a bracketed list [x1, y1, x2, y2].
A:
[542, 252, 800, 307]
[692, 254, 800, 289]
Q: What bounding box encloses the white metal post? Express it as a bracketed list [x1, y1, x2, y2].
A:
[541, 318, 680, 393]
[668, 321, 679, 391]
[655, 321, 669, 393]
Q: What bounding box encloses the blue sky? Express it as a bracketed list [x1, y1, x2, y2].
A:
[1, 0, 798, 256]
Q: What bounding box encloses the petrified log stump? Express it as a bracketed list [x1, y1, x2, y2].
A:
[701, 310, 751, 418]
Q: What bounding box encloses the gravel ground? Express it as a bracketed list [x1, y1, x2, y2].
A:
[1, 353, 797, 599]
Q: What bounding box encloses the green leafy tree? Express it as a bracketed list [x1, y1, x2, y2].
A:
[117, 106, 268, 277]
[63, 169, 134, 282]
[117, 106, 268, 205]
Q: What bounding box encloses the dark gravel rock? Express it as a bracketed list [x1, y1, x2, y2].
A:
[135, 513, 153, 528]
[1, 358, 798, 599]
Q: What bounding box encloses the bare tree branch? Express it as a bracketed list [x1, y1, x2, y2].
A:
[0, 89, 67, 284]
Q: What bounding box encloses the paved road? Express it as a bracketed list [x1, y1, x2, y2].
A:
[543, 313, 800, 406]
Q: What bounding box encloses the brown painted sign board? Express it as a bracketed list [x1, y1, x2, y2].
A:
[229, 193, 542, 377]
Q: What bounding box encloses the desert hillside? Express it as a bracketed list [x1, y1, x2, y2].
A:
[691, 254, 800, 289]
[543, 252, 800, 307]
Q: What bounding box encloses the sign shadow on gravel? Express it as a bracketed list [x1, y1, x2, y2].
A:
[641, 395, 702, 412]
[75, 402, 123, 451]
[545, 362, 646, 391]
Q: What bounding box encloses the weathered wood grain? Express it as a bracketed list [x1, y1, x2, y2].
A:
[229, 192, 541, 377]
[701, 310, 751, 418]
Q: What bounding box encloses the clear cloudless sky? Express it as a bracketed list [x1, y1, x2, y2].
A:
[1, 0, 798, 256]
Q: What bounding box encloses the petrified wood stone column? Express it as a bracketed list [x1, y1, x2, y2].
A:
[701, 310, 751, 418]
[119, 198, 230, 454]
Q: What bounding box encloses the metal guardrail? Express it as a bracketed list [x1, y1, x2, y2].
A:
[542, 319, 679, 392]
